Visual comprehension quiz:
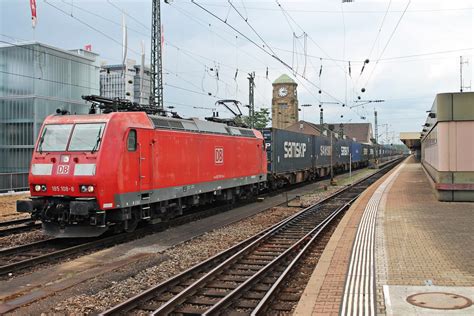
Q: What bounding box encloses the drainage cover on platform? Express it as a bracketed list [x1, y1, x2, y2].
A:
[406, 292, 473, 310]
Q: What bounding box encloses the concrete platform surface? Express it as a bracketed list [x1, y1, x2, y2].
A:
[295, 156, 474, 316]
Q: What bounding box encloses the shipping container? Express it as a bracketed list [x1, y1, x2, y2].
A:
[262, 128, 314, 174]
[351, 142, 363, 162]
[335, 138, 352, 165]
[314, 135, 332, 167]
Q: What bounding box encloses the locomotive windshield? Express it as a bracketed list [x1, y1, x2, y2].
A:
[37, 123, 105, 152]
[69, 123, 105, 152]
[37, 124, 73, 152]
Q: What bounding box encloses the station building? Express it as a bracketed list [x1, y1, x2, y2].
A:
[0, 42, 100, 190]
[421, 91, 474, 201]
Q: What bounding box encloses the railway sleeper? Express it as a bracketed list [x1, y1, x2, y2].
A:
[206, 281, 240, 290]
[138, 303, 164, 312]
[234, 298, 260, 309]
[174, 305, 209, 315]
[246, 255, 276, 261]
[199, 289, 229, 298]
[238, 259, 269, 265]
[187, 296, 221, 306]
[218, 275, 249, 282]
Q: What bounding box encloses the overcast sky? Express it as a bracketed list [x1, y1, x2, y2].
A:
[1, 0, 473, 143]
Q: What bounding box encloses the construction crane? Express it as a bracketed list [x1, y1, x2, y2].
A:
[150, 0, 168, 110]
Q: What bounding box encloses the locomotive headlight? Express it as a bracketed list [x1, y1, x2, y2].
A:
[34, 184, 41, 192]
[80, 185, 95, 193]
[41, 185, 47, 192]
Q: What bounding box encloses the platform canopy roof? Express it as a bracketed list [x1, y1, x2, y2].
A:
[400, 132, 421, 150]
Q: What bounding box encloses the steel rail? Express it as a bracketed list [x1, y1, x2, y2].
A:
[0, 218, 34, 228]
[149, 203, 324, 315]
[0, 196, 278, 277]
[101, 157, 403, 315]
[251, 200, 354, 315]
[0, 218, 41, 237]
[203, 201, 354, 315]
[100, 179, 359, 316]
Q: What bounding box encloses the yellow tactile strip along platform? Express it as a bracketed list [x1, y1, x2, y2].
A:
[294, 161, 405, 316]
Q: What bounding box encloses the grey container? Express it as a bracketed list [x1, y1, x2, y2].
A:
[314, 135, 332, 167]
[335, 138, 352, 165]
[262, 128, 314, 174]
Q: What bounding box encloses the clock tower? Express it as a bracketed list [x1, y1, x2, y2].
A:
[272, 74, 298, 129]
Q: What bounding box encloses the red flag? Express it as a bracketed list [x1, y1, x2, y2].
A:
[30, 0, 37, 28]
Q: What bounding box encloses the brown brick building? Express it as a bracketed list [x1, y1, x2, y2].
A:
[286, 120, 374, 144]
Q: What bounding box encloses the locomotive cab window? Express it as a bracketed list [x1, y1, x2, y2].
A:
[68, 123, 106, 152]
[37, 124, 73, 152]
[128, 129, 137, 151]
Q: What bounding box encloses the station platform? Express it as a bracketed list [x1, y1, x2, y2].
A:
[295, 156, 474, 315]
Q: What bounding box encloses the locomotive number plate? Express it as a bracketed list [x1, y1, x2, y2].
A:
[51, 185, 75, 192]
[57, 165, 70, 175]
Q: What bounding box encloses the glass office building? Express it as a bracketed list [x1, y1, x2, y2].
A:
[0, 42, 99, 189]
[100, 60, 150, 105]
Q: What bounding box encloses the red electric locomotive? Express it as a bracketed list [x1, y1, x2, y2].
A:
[17, 99, 267, 237]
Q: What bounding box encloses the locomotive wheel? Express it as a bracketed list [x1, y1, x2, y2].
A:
[124, 219, 138, 232]
[124, 215, 139, 233]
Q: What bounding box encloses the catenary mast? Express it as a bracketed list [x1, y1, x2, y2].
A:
[150, 0, 165, 109]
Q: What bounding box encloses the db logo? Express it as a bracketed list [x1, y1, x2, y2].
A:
[57, 165, 70, 175]
[215, 147, 224, 164]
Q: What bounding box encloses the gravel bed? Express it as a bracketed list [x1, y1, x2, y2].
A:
[17, 167, 379, 314]
[0, 193, 30, 221]
[0, 230, 49, 250]
[292, 168, 377, 207]
[51, 206, 302, 314]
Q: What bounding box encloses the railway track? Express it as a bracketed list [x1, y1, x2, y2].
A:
[0, 193, 278, 278]
[0, 218, 41, 237]
[101, 158, 402, 315]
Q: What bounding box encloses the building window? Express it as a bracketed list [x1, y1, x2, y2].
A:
[278, 103, 288, 109]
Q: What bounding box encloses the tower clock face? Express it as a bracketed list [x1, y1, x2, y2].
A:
[278, 87, 288, 97]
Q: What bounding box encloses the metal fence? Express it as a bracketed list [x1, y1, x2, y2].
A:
[0, 172, 29, 193]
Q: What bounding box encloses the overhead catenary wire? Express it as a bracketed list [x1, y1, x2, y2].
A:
[0, 39, 101, 71]
[0, 70, 100, 91]
[228, 1, 335, 104]
[188, 1, 345, 105]
[44, 0, 142, 57]
[275, 0, 351, 80]
[366, 0, 392, 63]
[106, 0, 150, 31]
[199, 3, 472, 14]
[43, 0, 245, 106]
[353, 0, 392, 90]
[362, 0, 412, 90]
[61, 0, 150, 38]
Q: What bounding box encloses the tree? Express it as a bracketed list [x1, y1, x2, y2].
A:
[240, 108, 270, 129]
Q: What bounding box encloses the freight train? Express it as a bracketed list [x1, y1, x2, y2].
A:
[17, 97, 402, 237]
